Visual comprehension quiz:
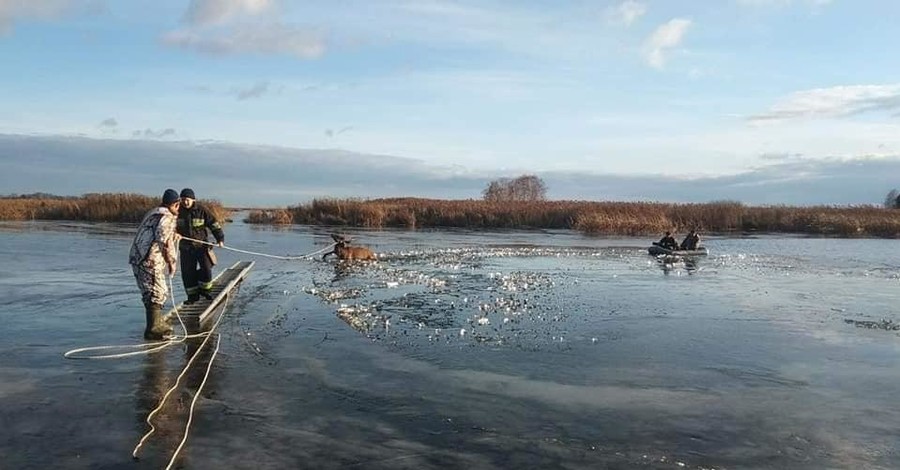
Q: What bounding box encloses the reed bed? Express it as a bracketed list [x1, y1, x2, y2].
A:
[245, 198, 900, 238]
[0, 194, 229, 223]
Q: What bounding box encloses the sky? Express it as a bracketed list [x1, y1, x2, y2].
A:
[1, 0, 899, 206]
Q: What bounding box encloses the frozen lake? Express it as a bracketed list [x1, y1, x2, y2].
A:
[1, 218, 898, 469]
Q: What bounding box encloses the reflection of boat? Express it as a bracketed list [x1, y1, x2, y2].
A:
[648, 245, 709, 257]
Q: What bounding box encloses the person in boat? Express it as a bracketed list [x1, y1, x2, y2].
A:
[129, 189, 180, 340]
[176, 188, 225, 304]
[680, 229, 701, 251]
[654, 231, 678, 250]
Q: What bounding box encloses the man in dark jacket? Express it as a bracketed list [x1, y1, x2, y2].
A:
[176, 188, 225, 303]
[655, 231, 678, 250]
[680, 230, 701, 250]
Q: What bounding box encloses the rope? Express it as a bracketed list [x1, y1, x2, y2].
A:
[132, 289, 230, 461]
[180, 236, 335, 260]
[64, 277, 199, 360]
[165, 333, 221, 470]
[64, 236, 334, 462]
[66, 237, 331, 360]
[60, 267, 228, 462]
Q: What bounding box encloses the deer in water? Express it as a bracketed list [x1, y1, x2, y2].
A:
[322, 234, 377, 261]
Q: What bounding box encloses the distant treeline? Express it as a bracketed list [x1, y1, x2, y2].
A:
[0, 193, 229, 223]
[245, 198, 900, 238]
[4, 194, 899, 237]
[1, 192, 76, 200]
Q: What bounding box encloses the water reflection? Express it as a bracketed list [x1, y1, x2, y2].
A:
[134, 335, 219, 460]
[656, 255, 702, 275]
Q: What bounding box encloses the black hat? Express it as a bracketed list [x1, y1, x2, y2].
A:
[180, 188, 195, 199]
[162, 189, 180, 205]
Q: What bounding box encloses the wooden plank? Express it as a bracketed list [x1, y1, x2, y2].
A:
[165, 260, 255, 333]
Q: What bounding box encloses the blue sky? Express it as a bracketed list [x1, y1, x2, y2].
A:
[1, 0, 899, 206]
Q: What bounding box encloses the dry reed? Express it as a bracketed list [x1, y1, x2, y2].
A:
[0, 193, 229, 223]
[244, 198, 900, 238]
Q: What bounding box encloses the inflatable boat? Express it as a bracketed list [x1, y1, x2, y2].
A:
[648, 245, 709, 257]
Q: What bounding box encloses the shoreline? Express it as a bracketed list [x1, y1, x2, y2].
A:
[3, 194, 900, 238]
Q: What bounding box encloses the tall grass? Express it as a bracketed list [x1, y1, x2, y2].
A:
[8, 194, 899, 237]
[0, 193, 229, 223]
[245, 198, 900, 238]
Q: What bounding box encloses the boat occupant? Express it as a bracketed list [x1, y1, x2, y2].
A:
[655, 231, 678, 250]
[680, 230, 701, 250]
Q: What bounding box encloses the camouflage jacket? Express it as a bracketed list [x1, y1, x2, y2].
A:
[129, 207, 178, 267]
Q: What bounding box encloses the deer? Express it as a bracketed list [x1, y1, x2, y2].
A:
[322, 234, 378, 261]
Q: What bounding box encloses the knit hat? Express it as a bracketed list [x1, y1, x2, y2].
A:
[162, 189, 180, 205]
[180, 188, 196, 199]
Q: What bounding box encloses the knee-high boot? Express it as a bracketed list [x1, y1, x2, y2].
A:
[144, 303, 173, 340]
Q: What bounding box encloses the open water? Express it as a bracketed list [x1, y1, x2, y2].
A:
[1, 217, 898, 469]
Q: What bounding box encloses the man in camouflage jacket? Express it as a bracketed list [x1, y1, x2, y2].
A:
[129, 189, 180, 340]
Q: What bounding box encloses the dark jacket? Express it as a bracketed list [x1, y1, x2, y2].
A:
[657, 235, 678, 250]
[680, 233, 700, 250]
[176, 203, 224, 249]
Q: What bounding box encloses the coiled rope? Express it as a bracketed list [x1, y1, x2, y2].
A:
[64, 277, 199, 360]
[62, 273, 224, 466]
[63, 238, 334, 361]
[62, 237, 336, 466]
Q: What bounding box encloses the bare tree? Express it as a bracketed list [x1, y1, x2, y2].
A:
[483, 174, 547, 201]
[482, 179, 511, 202]
[884, 189, 900, 208]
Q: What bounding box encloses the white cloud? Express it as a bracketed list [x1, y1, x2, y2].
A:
[184, 0, 273, 26]
[736, 0, 791, 5]
[643, 18, 691, 69]
[396, 0, 493, 21]
[735, 0, 833, 8]
[750, 84, 900, 123]
[0, 0, 76, 35]
[162, 23, 325, 59]
[758, 152, 803, 161]
[609, 1, 646, 27]
[166, 0, 325, 59]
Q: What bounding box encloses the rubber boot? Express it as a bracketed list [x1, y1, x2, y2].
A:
[185, 293, 200, 305]
[199, 289, 213, 301]
[144, 303, 173, 340]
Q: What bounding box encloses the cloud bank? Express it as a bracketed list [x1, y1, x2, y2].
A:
[1, 134, 896, 207]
